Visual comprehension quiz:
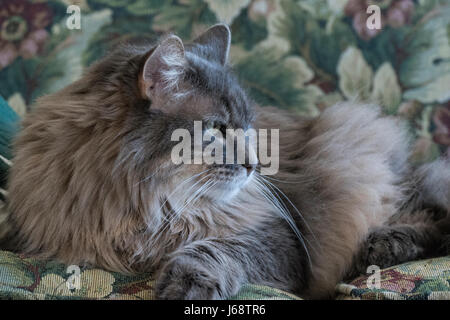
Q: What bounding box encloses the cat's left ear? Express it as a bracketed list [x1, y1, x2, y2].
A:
[140, 35, 186, 100]
[191, 24, 231, 65]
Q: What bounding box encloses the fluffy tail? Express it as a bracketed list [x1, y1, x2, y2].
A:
[349, 158, 450, 278]
[407, 158, 450, 212]
[415, 158, 450, 254]
[388, 157, 450, 255]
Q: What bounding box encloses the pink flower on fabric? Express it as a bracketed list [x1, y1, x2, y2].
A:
[352, 268, 422, 293]
[0, 0, 52, 69]
[344, 0, 415, 40]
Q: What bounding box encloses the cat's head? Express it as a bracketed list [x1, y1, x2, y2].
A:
[81, 24, 257, 210]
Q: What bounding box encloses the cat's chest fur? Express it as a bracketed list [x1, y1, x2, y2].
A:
[129, 191, 276, 271]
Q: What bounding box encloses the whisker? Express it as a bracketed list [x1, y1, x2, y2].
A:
[257, 174, 320, 252]
[257, 174, 302, 184]
[171, 175, 214, 219]
[169, 180, 215, 229]
[0, 188, 8, 198]
[191, 179, 217, 206]
[252, 176, 312, 269]
[158, 168, 213, 216]
[255, 168, 314, 184]
[134, 162, 173, 187]
[155, 170, 214, 236]
[189, 179, 213, 206]
[154, 177, 215, 239]
[0, 155, 12, 167]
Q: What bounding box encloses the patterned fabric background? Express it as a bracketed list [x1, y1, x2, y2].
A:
[0, 250, 302, 300]
[0, 0, 449, 164]
[0, 0, 450, 300]
[1, 249, 449, 300]
[337, 256, 450, 300]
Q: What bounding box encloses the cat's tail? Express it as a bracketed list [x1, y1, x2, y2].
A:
[416, 158, 450, 254]
[410, 158, 450, 213]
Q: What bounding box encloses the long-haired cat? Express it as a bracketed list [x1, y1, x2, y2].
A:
[2, 24, 449, 299]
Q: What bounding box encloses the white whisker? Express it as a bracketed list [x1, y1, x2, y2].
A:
[0, 155, 12, 167]
[258, 174, 320, 252]
[158, 169, 213, 216]
[134, 162, 173, 187]
[154, 170, 214, 237]
[0, 188, 8, 198]
[252, 176, 313, 269]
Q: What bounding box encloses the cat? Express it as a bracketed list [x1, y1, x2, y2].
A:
[1, 24, 449, 299]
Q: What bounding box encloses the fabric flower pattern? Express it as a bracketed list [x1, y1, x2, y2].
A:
[0, 250, 300, 300]
[248, 0, 277, 22]
[0, 0, 449, 301]
[0, 0, 52, 69]
[1, 250, 450, 300]
[34, 269, 115, 299]
[336, 257, 450, 300]
[355, 268, 421, 293]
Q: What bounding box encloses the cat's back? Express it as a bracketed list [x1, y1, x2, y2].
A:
[256, 102, 410, 172]
[256, 101, 413, 297]
[4, 81, 127, 267]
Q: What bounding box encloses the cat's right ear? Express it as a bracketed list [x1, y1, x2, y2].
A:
[140, 35, 186, 100]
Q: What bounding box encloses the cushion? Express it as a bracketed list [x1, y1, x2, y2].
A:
[0, 0, 449, 301]
[336, 256, 450, 300]
[0, 250, 300, 300]
[1, 249, 449, 300]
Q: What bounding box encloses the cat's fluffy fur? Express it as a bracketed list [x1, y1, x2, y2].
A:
[2, 24, 449, 299]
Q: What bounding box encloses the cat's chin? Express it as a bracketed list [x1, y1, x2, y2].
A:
[202, 174, 253, 203]
[205, 185, 241, 202]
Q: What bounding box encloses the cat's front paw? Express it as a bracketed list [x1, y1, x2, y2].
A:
[155, 256, 224, 300]
[355, 227, 421, 274]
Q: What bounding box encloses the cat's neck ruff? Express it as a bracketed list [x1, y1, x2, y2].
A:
[130, 183, 275, 271]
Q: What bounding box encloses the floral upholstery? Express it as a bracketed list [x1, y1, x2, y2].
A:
[337, 257, 450, 300]
[1, 250, 449, 300]
[0, 250, 301, 300]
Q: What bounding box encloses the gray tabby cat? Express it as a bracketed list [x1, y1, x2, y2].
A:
[2, 24, 449, 299]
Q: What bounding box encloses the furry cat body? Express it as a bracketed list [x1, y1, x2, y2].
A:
[2, 25, 449, 299]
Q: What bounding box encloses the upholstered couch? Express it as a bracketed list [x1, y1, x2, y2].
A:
[0, 0, 449, 300]
[0, 249, 449, 300]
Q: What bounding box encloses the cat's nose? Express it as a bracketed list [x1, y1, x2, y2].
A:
[242, 163, 256, 176]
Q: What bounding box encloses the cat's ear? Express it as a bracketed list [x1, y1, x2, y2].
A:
[191, 24, 231, 65]
[140, 35, 186, 100]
